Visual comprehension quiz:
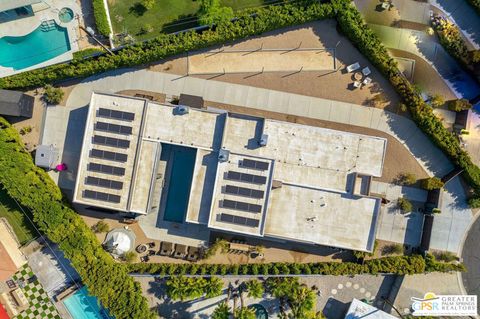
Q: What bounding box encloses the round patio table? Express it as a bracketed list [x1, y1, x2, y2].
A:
[353, 71, 363, 81]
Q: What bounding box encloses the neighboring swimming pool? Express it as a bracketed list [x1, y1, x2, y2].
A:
[0, 21, 70, 71]
[162, 144, 197, 223]
[63, 287, 112, 319]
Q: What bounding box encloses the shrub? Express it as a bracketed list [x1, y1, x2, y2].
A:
[421, 177, 444, 190]
[19, 126, 32, 136]
[436, 251, 458, 262]
[73, 48, 105, 61]
[198, 0, 234, 26]
[141, 0, 155, 10]
[398, 197, 413, 212]
[166, 276, 223, 301]
[381, 244, 403, 256]
[429, 93, 444, 108]
[397, 172, 417, 185]
[123, 251, 137, 263]
[468, 197, 480, 208]
[43, 85, 64, 105]
[447, 99, 472, 112]
[92, 0, 111, 37]
[432, 208, 441, 214]
[92, 220, 109, 233]
[245, 279, 264, 298]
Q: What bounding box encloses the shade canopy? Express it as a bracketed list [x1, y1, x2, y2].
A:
[103, 229, 135, 256]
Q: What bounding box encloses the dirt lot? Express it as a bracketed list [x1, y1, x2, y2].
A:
[187, 48, 335, 74]
[148, 20, 402, 112]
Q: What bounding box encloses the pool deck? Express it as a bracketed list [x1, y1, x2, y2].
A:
[0, 0, 79, 77]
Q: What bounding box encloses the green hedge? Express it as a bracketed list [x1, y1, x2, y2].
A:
[332, 0, 480, 197]
[92, 0, 111, 37]
[126, 255, 464, 276]
[0, 1, 335, 90]
[0, 118, 154, 319]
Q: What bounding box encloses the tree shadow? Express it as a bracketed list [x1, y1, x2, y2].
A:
[129, 3, 147, 17]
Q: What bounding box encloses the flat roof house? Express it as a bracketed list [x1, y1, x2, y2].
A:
[73, 92, 387, 252]
[0, 90, 34, 118]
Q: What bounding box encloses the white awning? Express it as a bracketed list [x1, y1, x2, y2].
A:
[0, 0, 42, 12]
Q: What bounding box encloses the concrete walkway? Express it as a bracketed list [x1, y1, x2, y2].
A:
[40, 69, 472, 254]
[369, 24, 480, 100]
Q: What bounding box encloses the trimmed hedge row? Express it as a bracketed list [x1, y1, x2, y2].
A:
[0, 1, 336, 90]
[92, 0, 111, 37]
[332, 0, 480, 196]
[0, 118, 155, 319]
[127, 255, 465, 276]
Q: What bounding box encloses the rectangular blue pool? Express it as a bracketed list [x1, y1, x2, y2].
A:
[162, 144, 197, 223]
[63, 286, 112, 319]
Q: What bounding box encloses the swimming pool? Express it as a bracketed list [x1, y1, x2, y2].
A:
[162, 144, 197, 223]
[0, 21, 70, 71]
[63, 286, 112, 319]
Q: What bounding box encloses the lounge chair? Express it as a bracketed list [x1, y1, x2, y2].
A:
[174, 244, 188, 259]
[187, 246, 199, 262]
[363, 77, 372, 85]
[159, 242, 174, 256]
[346, 62, 360, 73]
[353, 81, 362, 88]
[362, 67, 371, 76]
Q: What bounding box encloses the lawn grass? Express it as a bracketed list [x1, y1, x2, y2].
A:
[108, 0, 275, 41]
[0, 188, 37, 245]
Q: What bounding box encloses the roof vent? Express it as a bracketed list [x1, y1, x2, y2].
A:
[176, 105, 189, 115]
[218, 149, 230, 162]
[259, 134, 269, 147]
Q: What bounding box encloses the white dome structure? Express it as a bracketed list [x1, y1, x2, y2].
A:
[103, 228, 136, 257]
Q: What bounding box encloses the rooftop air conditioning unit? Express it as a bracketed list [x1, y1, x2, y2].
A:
[259, 134, 269, 147]
[177, 105, 189, 115]
[218, 149, 230, 162]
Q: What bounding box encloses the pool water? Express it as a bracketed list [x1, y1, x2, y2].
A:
[249, 304, 268, 319]
[63, 287, 112, 319]
[0, 21, 70, 70]
[162, 144, 197, 223]
[59, 8, 74, 23]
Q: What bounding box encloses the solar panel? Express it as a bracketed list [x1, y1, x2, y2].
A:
[226, 171, 267, 185]
[90, 149, 128, 162]
[88, 163, 125, 176]
[98, 108, 135, 121]
[241, 158, 269, 171]
[83, 190, 121, 203]
[93, 135, 131, 149]
[85, 176, 123, 190]
[219, 213, 260, 227]
[95, 121, 133, 135]
[224, 185, 264, 199]
[222, 199, 262, 213]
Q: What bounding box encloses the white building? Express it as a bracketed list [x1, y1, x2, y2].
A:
[73, 92, 387, 252]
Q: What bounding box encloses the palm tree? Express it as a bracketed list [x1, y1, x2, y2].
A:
[234, 307, 256, 319]
[205, 277, 224, 298]
[290, 285, 316, 318]
[212, 302, 230, 319]
[245, 279, 264, 299]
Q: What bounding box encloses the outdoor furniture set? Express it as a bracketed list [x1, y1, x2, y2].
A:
[346, 63, 372, 89]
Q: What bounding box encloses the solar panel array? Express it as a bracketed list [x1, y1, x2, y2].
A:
[86, 176, 123, 190]
[83, 190, 121, 203]
[95, 121, 133, 135]
[241, 158, 269, 171]
[88, 163, 125, 176]
[93, 135, 130, 149]
[98, 108, 135, 122]
[220, 213, 259, 227]
[222, 199, 262, 213]
[226, 171, 267, 185]
[90, 149, 128, 163]
[224, 185, 264, 199]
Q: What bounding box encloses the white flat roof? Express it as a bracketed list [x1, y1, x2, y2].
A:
[74, 93, 386, 251]
[345, 299, 397, 319]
